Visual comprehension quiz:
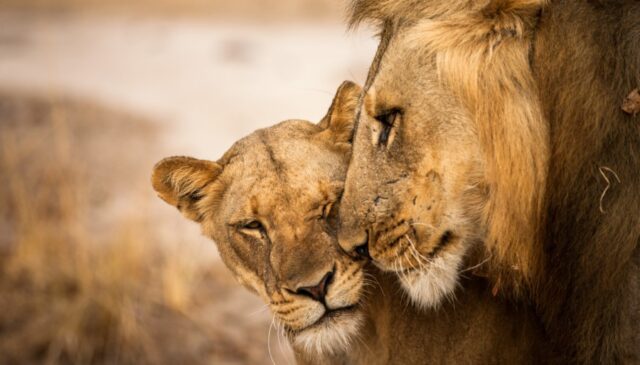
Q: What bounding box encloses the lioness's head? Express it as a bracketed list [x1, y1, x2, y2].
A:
[152, 81, 366, 354]
[339, 1, 548, 308]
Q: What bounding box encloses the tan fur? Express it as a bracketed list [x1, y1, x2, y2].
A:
[341, 0, 640, 363]
[152, 81, 549, 364]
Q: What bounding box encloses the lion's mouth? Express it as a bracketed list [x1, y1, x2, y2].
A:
[373, 228, 456, 273]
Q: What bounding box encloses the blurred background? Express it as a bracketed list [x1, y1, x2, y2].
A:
[0, 1, 376, 364]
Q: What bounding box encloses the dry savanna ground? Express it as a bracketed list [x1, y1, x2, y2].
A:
[0, 94, 292, 364]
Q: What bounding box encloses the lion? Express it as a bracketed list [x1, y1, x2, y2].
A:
[151, 81, 549, 364]
[337, 1, 640, 363]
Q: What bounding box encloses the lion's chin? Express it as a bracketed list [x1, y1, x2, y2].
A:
[291, 306, 364, 356]
[398, 249, 465, 309]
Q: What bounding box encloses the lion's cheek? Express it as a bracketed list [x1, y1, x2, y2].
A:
[401, 170, 447, 233]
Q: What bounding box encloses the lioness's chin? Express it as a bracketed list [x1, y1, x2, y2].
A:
[292, 307, 364, 356]
[398, 249, 465, 309]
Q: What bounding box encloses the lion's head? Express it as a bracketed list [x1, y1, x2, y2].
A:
[151, 81, 367, 355]
[339, 0, 549, 309]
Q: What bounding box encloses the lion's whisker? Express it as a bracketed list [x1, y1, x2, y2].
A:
[396, 251, 412, 289]
[402, 249, 417, 271]
[405, 234, 428, 268]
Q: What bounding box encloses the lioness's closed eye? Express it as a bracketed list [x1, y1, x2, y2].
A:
[151, 81, 366, 356]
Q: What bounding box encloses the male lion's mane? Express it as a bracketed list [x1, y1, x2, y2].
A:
[351, 0, 549, 297]
[349, 0, 640, 363]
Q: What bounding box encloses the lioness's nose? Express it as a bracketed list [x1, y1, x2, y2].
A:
[294, 270, 334, 303]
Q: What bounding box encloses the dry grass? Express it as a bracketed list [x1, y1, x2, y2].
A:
[0, 93, 290, 364]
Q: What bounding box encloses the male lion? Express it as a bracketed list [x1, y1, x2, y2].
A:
[338, 1, 640, 363]
[151, 81, 548, 364]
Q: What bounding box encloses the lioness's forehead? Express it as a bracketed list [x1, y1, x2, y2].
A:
[222, 120, 347, 200]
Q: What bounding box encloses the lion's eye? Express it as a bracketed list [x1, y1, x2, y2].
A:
[374, 109, 401, 147]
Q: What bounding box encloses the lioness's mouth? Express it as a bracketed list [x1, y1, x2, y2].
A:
[318, 305, 358, 324]
[289, 303, 364, 354]
[298, 304, 359, 333]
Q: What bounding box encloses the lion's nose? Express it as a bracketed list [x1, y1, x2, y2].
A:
[294, 270, 334, 303]
[339, 231, 370, 260]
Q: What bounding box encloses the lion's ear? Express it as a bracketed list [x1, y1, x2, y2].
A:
[318, 80, 362, 144]
[151, 156, 222, 222]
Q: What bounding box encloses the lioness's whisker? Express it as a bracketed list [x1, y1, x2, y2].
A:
[247, 303, 270, 317]
[275, 320, 292, 365]
[268, 315, 277, 365]
[364, 272, 386, 298]
[353, 328, 373, 356]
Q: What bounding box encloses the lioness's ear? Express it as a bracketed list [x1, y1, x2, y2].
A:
[151, 156, 222, 222]
[318, 80, 362, 144]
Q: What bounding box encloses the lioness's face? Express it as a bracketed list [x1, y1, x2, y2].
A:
[152, 82, 367, 355]
[339, 25, 488, 308]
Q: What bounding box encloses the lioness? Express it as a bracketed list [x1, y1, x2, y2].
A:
[338, 0, 640, 363]
[152, 81, 548, 364]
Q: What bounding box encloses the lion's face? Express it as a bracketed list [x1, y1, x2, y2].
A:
[152, 82, 367, 355]
[339, 26, 488, 308]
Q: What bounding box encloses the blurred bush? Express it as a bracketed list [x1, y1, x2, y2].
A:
[0, 94, 290, 364]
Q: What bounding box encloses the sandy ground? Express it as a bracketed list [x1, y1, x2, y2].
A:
[0, 11, 376, 364]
